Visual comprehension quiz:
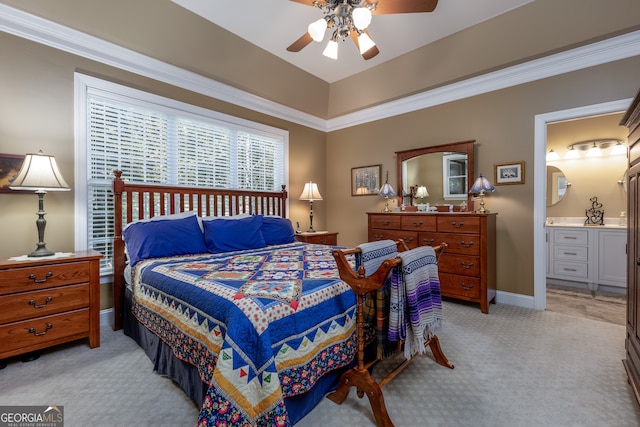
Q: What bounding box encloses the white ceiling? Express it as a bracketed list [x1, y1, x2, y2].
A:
[171, 0, 534, 83]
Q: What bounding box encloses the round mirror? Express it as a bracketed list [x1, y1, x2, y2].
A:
[547, 165, 569, 207]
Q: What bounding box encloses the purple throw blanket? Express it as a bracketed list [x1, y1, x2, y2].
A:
[389, 246, 443, 359]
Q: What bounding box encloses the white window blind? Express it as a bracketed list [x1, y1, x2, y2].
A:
[76, 74, 287, 275]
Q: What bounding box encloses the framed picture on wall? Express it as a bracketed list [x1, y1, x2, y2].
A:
[351, 164, 381, 196]
[0, 153, 25, 193]
[495, 161, 525, 185]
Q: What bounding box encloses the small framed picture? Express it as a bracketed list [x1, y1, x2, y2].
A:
[351, 164, 381, 196]
[495, 161, 524, 185]
[0, 153, 25, 193]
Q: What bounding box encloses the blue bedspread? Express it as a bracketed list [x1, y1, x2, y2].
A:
[130, 242, 357, 426]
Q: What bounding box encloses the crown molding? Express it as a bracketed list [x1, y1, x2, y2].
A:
[1, 3, 639, 133]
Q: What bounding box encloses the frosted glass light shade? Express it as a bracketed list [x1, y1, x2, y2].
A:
[308, 18, 327, 42]
[323, 40, 338, 59]
[352, 7, 372, 30]
[357, 32, 376, 54]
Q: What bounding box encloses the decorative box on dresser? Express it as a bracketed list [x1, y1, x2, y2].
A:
[295, 231, 338, 245]
[0, 250, 102, 365]
[622, 88, 640, 406]
[368, 212, 497, 313]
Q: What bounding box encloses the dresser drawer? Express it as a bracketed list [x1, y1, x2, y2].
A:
[0, 283, 89, 324]
[428, 232, 480, 255]
[437, 216, 480, 234]
[553, 229, 588, 245]
[0, 308, 90, 357]
[0, 261, 91, 295]
[400, 215, 436, 232]
[439, 273, 481, 299]
[369, 214, 401, 230]
[369, 229, 419, 248]
[553, 245, 588, 262]
[438, 254, 480, 277]
[552, 261, 589, 279]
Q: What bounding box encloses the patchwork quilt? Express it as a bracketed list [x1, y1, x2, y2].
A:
[131, 242, 357, 426]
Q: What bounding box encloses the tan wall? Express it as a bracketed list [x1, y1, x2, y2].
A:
[0, 32, 327, 309]
[326, 57, 640, 297]
[547, 113, 628, 220]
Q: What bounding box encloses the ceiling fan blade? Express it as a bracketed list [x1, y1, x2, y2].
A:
[287, 32, 314, 52]
[350, 30, 380, 60]
[366, 0, 438, 14]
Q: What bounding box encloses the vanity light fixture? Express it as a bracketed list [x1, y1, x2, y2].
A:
[299, 181, 323, 232]
[9, 151, 70, 256]
[561, 139, 624, 159]
[378, 171, 397, 213]
[546, 150, 560, 161]
[469, 174, 495, 214]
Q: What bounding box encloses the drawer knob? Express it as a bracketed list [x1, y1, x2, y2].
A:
[451, 221, 464, 228]
[413, 221, 423, 227]
[28, 323, 53, 337]
[29, 297, 53, 309]
[28, 272, 53, 283]
[423, 238, 435, 245]
[405, 237, 414, 242]
[460, 261, 474, 269]
[460, 240, 474, 248]
[461, 282, 475, 291]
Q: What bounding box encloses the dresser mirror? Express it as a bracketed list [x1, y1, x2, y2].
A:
[546, 165, 569, 207]
[396, 140, 475, 208]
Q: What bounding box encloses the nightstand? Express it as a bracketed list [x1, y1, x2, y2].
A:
[295, 231, 339, 245]
[0, 250, 102, 364]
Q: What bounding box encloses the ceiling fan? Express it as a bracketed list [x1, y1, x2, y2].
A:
[287, 0, 439, 60]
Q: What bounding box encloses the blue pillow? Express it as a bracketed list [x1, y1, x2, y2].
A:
[203, 215, 266, 252]
[262, 216, 295, 245]
[122, 215, 208, 266]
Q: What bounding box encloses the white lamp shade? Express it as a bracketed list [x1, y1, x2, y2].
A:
[415, 185, 429, 199]
[323, 40, 338, 59]
[9, 152, 70, 191]
[352, 7, 372, 30]
[299, 182, 323, 201]
[308, 18, 327, 42]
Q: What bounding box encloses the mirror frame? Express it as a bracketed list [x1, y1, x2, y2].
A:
[396, 140, 475, 208]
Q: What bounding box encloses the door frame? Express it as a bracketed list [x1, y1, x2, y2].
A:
[533, 98, 632, 310]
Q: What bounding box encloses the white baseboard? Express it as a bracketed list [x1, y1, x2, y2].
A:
[495, 290, 537, 310]
[100, 308, 113, 328]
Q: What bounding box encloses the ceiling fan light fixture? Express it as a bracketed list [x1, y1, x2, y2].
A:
[323, 40, 339, 59]
[357, 32, 376, 54]
[352, 7, 372, 30]
[308, 18, 327, 42]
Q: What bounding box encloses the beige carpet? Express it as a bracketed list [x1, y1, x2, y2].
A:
[1, 301, 639, 426]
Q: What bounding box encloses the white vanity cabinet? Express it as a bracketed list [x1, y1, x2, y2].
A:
[547, 225, 626, 290]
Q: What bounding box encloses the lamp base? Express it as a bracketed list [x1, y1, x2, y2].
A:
[28, 245, 54, 257]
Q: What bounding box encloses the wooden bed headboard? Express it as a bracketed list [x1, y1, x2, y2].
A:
[111, 170, 288, 330]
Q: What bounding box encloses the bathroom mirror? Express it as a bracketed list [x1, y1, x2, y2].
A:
[396, 140, 475, 207]
[546, 165, 569, 207]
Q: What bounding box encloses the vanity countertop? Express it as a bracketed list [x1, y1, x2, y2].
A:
[546, 217, 626, 229]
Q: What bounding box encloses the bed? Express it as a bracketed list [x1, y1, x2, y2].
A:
[111, 171, 358, 426]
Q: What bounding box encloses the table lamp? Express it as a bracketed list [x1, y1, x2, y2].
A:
[469, 174, 495, 214]
[299, 181, 322, 232]
[378, 171, 396, 212]
[10, 151, 70, 256]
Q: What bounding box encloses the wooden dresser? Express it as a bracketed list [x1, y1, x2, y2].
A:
[368, 212, 497, 313]
[0, 250, 102, 363]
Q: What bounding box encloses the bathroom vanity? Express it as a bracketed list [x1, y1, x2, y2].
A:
[546, 219, 626, 292]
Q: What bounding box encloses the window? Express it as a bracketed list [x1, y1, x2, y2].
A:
[442, 154, 467, 200]
[74, 74, 288, 275]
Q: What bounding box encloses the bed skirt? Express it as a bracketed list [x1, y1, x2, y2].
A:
[122, 286, 344, 425]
